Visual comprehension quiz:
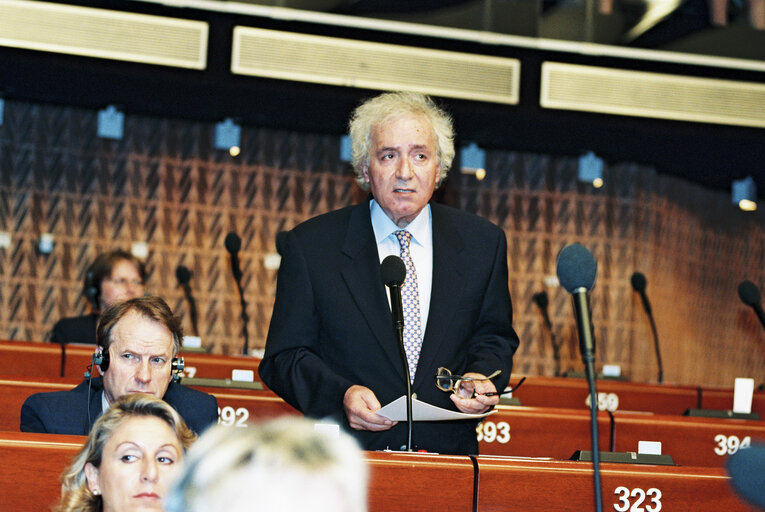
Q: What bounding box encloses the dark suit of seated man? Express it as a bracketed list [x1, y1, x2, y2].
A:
[22, 295, 218, 435]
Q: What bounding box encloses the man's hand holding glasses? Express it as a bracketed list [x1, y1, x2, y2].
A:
[436, 368, 502, 414]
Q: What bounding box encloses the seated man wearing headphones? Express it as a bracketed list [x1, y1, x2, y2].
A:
[51, 249, 147, 345]
[21, 296, 218, 435]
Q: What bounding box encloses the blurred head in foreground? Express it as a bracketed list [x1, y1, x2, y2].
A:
[166, 417, 368, 512]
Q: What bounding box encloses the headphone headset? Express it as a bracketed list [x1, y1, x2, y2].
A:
[91, 350, 185, 382]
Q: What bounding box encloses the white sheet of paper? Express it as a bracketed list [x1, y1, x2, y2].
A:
[375, 395, 498, 421]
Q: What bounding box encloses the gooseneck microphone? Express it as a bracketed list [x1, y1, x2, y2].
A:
[381, 256, 406, 339]
[556, 243, 602, 512]
[225, 232, 250, 355]
[738, 280, 765, 330]
[225, 232, 243, 281]
[532, 291, 562, 376]
[631, 272, 663, 383]
[380, 255, 412, 452]
[176, 265, 199, 336]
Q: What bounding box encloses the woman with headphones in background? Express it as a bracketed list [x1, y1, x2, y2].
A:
[51, 250, 146, 345]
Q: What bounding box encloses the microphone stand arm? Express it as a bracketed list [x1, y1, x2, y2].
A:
[390, 284, 412, 452]
[647, 312, 663, 384]
[181, 283, 199, 336]
[551, 331, 562, 377]
[573, 290, 603, 512]
[233, 270, 250, 356]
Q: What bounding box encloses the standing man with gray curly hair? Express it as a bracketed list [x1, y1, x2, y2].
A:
[260, 91, 519, 455]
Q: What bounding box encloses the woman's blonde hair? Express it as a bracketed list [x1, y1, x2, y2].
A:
[166, 417, 368, 512]
[348, 91, 455, 190]
[55, 394, 196, 512]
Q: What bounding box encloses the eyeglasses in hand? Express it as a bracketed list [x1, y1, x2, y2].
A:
[435, 367, 526, 398]
[435, 367, 502, 398]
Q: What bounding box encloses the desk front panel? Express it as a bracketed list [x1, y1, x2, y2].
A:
[512, 376, 699, 415]
[474, 456, 758, 511]
[478, 405, 611, 459]
[612, 412, 765, 467]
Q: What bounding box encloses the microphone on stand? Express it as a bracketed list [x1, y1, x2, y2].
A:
[225, 232, 250, 355]
[532, 291, 562, 376]
[380, 255, 412, 452]
[631, 272, 663, 383]
[176, 265, 199, 336]
[738, 280, 765, 330]
[225, 232, 243, 281]
[557, 243, 602, 512]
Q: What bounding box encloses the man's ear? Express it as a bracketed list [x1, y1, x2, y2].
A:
[361, 163, 371, 183]
[84, 462, 100, 495]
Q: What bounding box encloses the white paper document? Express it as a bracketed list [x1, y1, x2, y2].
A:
[375, 395, 498, 421]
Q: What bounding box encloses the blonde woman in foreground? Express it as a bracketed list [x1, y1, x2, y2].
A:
[56, 394, 195, 512]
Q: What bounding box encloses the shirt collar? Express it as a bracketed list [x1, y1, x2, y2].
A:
[369, 199, 431, 247]
[101, 389, 110, 413]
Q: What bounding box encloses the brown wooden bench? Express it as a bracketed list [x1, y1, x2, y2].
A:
[0, 431, 85, 511]
[473, 454, 759, 511]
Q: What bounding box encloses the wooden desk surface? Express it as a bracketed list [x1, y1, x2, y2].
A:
[474, 455, 759, 511]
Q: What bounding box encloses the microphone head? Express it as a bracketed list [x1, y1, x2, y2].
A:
[738, 280, 761, 307]
[380, 255, 406, 287]
[727, 443, 765, 508]
[556, 243, 597, 293]
[175, 265, 192, 285]
[630, 272, 647, 293]
[225, 232, 241, 254]
[532, 291, 549, 309]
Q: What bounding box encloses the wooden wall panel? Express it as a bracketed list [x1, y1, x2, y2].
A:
[0, 99, 762, 388]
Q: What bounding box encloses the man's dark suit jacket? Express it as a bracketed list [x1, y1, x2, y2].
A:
[259, 200, 520, 455]
[50, 314, 98, 344]
[20, 378, 218, 435]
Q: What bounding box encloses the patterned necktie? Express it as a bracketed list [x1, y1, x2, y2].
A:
[395, 230, 423, 383]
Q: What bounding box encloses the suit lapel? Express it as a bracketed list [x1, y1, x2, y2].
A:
[340, 202, 405, 380]
[414, 204, 465, 388]
[87, 378, 105, 431]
